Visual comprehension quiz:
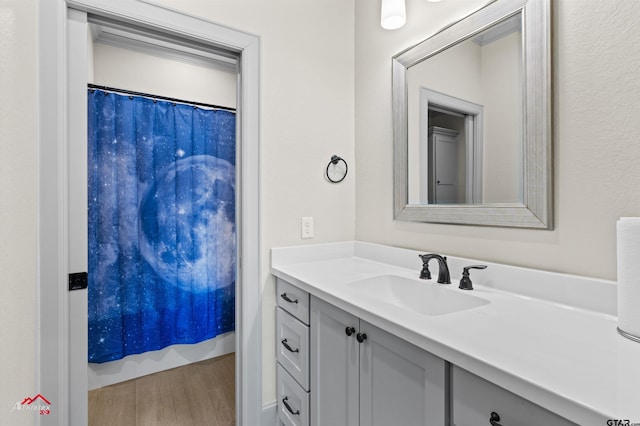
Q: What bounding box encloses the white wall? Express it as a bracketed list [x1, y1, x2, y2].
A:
[85, 40, 238, 389]
[356, 0, 640, 281]
[0, 1, 37, 425]
[480, 31, 522, 203]
[149, 0, 357, 405]
[92, 41, 237, 108]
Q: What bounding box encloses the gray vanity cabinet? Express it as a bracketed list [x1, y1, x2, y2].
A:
[310, 296, 446, 426]
[276, 278, 578, 425]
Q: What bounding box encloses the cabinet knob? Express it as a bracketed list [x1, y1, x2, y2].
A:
[345, 326, 356, 336]
[489, 411, 503, 426]
[356, 332, 367, 343]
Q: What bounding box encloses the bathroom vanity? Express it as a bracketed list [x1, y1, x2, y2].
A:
[272, 242, 640, 425]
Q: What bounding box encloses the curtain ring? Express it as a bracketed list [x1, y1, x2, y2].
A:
[326, 155, 348, 183]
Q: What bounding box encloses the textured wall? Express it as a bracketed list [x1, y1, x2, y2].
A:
[355, 0, 640, 281]
[0, 0, 37, 425]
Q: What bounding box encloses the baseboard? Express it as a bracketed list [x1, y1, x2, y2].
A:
[88, 331, 235, 389]
[261, 401, 278, 426]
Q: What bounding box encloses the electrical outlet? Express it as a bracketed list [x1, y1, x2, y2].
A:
[301, 216, 314, 239]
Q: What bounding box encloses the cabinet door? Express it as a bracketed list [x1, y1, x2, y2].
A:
[359, 321, 446, 426]
[451, 366, 577, 426]
[310, 296, 359, 426]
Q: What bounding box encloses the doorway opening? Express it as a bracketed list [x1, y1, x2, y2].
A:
[54, 3, 262, 425]
[419, 88, 484, 204]
[75, 14, 240, 424]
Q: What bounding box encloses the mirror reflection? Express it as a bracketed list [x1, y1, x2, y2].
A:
[407, 13, 523, 205]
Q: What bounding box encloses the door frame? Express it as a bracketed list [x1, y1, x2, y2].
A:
[37, 1, 261, 425]
[419, 87, 484, 203]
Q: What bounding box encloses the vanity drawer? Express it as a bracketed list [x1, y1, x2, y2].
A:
[276, 307, 310, 390]
[277, 278, 310, 325]
[277, 363, 310, 426]
[451, 366, 577, 426]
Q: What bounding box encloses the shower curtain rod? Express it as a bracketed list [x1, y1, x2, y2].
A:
[87, 84, 236, 112]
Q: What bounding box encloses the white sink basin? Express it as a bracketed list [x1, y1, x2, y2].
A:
[347, 274, 489, 316]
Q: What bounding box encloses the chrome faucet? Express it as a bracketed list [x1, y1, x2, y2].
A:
[418, 254, 451, 284]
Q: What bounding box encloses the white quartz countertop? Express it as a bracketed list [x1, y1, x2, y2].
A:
[271, 241, 640, 425]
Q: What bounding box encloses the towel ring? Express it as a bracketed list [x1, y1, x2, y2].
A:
[326, 155, 348, 183]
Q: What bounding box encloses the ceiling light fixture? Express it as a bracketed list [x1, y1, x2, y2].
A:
[381, 0, 406, 30]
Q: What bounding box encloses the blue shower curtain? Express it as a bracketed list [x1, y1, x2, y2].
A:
[87, 89, 236, 363]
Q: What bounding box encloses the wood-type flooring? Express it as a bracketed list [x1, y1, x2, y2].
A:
[88, 353, 235, 426]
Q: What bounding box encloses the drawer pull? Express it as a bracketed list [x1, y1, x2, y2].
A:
[489, 411, 503, 426]
[280, 292, 299, 304]
[282, 396, 300, 416]
[281, 338, 299, 353]
[356, 332, 367, 343]
[345, 326, 356, 336]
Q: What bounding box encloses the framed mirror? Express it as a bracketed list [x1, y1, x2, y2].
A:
[393, 0, 552, 228]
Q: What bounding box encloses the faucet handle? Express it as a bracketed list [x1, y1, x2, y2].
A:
[459, 265, 487, 290]
[418, 254, 432, 279]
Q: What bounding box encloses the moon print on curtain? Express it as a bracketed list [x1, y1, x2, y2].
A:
[87, 89, 236, 363]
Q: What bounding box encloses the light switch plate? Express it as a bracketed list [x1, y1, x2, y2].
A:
[301, 217, 314, 239]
